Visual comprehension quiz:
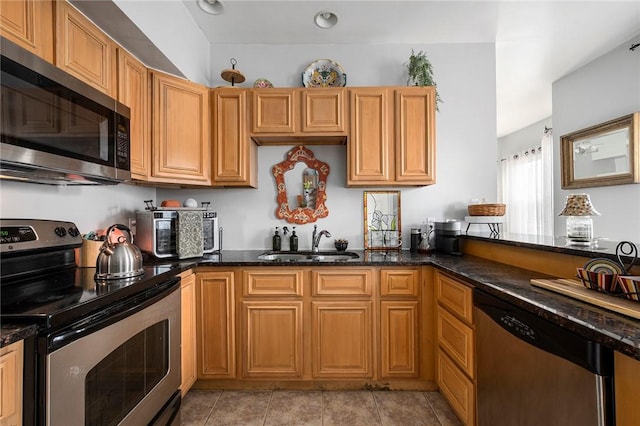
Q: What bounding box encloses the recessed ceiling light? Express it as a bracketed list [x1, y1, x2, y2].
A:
[314, 11, 338, 29]
[198, 0, 224, 15]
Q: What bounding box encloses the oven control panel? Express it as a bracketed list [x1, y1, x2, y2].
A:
[0, 219, 82, 253]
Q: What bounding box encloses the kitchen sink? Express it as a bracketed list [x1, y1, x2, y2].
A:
[257, 251, 360, 262]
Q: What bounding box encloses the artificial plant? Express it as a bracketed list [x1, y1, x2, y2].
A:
[406, 49, 442, 111]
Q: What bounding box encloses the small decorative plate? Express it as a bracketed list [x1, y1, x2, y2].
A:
[253, 78, 273, 88]
[301, 59, 347, 87]
[583, 257, 624, 275]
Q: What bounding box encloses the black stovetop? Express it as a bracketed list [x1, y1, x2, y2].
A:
[1, 265, 177, 329]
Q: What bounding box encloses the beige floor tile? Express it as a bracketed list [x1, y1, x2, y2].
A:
[423, 391, 462, 426]
[373, 391, 442, 426]
[205, 390, 272, 426]
[322, 390, 381, 426]
[181, 390, 222, 426]
[264, 390, 323, 426]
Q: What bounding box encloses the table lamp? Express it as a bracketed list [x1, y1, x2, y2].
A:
[559, 193, 600, 246]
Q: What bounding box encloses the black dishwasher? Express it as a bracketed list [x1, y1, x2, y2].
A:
[474, 289, 615, 426]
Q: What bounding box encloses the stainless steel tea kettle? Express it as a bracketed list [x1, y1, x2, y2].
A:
[95, 224, 144, 280]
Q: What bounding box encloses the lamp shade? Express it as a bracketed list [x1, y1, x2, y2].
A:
[559, 194, 600, 216]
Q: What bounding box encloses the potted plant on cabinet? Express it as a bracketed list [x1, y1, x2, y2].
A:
[406, 49, 442, 110]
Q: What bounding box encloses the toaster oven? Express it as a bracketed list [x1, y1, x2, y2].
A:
[135, 210, 220, 258]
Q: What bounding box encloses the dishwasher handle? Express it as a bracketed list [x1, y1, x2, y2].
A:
[473, 289, 613, 377]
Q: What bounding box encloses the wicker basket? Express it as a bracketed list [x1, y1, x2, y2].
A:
[467, 203, 506, 216]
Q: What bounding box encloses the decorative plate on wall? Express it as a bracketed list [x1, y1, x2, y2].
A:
[301, 59, 347, 87]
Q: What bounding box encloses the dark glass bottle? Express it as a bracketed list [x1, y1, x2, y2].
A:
[290, 227, 298, 251]
[272, 227, 281, 251]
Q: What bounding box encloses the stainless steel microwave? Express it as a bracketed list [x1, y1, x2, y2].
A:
[0, 37, 131, 185]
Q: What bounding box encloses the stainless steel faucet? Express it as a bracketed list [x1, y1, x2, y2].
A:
[312, 225, 331, 252]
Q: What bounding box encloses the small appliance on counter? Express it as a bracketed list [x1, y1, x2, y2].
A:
[435, 220, 462, 255]
[135, 199, 221, 259]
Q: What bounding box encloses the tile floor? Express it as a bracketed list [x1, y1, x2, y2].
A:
[181, 390, 462, 426]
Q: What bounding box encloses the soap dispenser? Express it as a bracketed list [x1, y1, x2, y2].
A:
[272, 227, 282, 251]
[290, 227, 298, 252]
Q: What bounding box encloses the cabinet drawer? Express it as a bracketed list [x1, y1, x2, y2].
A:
[243, 270, 304, 296]
[437, 307, 474, 378]
[312, 269, 373, 296]
[380, 269, 419, 297]
[437, 348, 475, 426]
[436, 272, 473, 324]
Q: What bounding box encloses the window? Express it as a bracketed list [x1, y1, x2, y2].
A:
[498, 128, 554, 235]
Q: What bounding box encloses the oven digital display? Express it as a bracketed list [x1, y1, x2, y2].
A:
[0, 226, 37, 244]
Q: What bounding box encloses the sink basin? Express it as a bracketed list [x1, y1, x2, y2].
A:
[257, 251, 359, 262]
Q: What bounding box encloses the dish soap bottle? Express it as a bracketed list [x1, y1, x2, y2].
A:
[290, 227, 298, 251]
[272, 227, 281, 251]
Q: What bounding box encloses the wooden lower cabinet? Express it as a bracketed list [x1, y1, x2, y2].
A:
[242, 301, 303, 378]
[312, 301, 373, 378]
[615, 351, 640, 426]
[195, 266, 432, 389]
[180, 271, 197, 395]
[380, 301, 419, 378]
[437, 348, 475, 425]
[0, 340, 23, 426]
[196, 271, 235, 379]
[435, 270, 476, 425]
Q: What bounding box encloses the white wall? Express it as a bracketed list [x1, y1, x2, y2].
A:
[0, 180, 155, 234]
[157, 43, 497, 250]
[498, 117, 552, 159]
[552, 35, 640, 243]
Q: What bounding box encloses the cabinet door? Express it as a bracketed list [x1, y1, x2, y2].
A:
[180, 273, 197, 395]
[212, 88, 257, 187]
[0, 340, 23, 426]
[0, 0, 54, 63]
[252, 89, 296, 133]
[151, 71, 211, 185]
[348, 88, 392, 185]
[380, 301, 419, 378]
[117, 48, 149, 180]
[242, 301, 303, 378]
[437, 348, 475, 426]
[197, 271, 236, 379]
[301, 89, 346, 133]
[395, 88, 436, 184]
[55, 1, 116, 96]
[312, 301, 373, 378]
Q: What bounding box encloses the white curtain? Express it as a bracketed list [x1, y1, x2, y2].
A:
[498, 128, 554, 235]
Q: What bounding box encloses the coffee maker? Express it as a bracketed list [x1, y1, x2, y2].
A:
[435, 221, 462, 255]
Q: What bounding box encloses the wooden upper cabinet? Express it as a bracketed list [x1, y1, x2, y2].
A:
[55, 1, 116, 97]
[301, 89, 346, 133]
[395, 87, 436, 184]
[117, 48, 150, 180]
[252, 89, 296, 133]
[348, 86, 436, 187]
[211, 88, 257, 187]
[0, 0, 54, 63]
[251, 88, 347, 144]
[150, 71, 211, 185]
[349, 88, 392, 183]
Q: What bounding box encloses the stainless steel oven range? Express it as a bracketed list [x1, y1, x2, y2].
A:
[0, 219, 181, 426]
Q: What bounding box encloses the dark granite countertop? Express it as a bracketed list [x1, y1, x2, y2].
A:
[1, 323, 37, 348]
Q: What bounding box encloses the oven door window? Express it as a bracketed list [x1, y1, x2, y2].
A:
[85, 320, 168, 426]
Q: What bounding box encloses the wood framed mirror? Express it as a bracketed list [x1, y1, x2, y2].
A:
[561, 112, 639, 189]
[364, 191, 401, 250]
[273, 146, 330, 224]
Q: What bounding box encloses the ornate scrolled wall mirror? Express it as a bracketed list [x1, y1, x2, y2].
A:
[272, 146, 329, 224]
[561, 112, 639, 189]
[363, 191, 402, 250]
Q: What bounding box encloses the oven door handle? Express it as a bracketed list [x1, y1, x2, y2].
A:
[48, 277, 180, 351]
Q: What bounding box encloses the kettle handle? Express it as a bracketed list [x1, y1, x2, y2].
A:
[105, 224, 134, 244]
